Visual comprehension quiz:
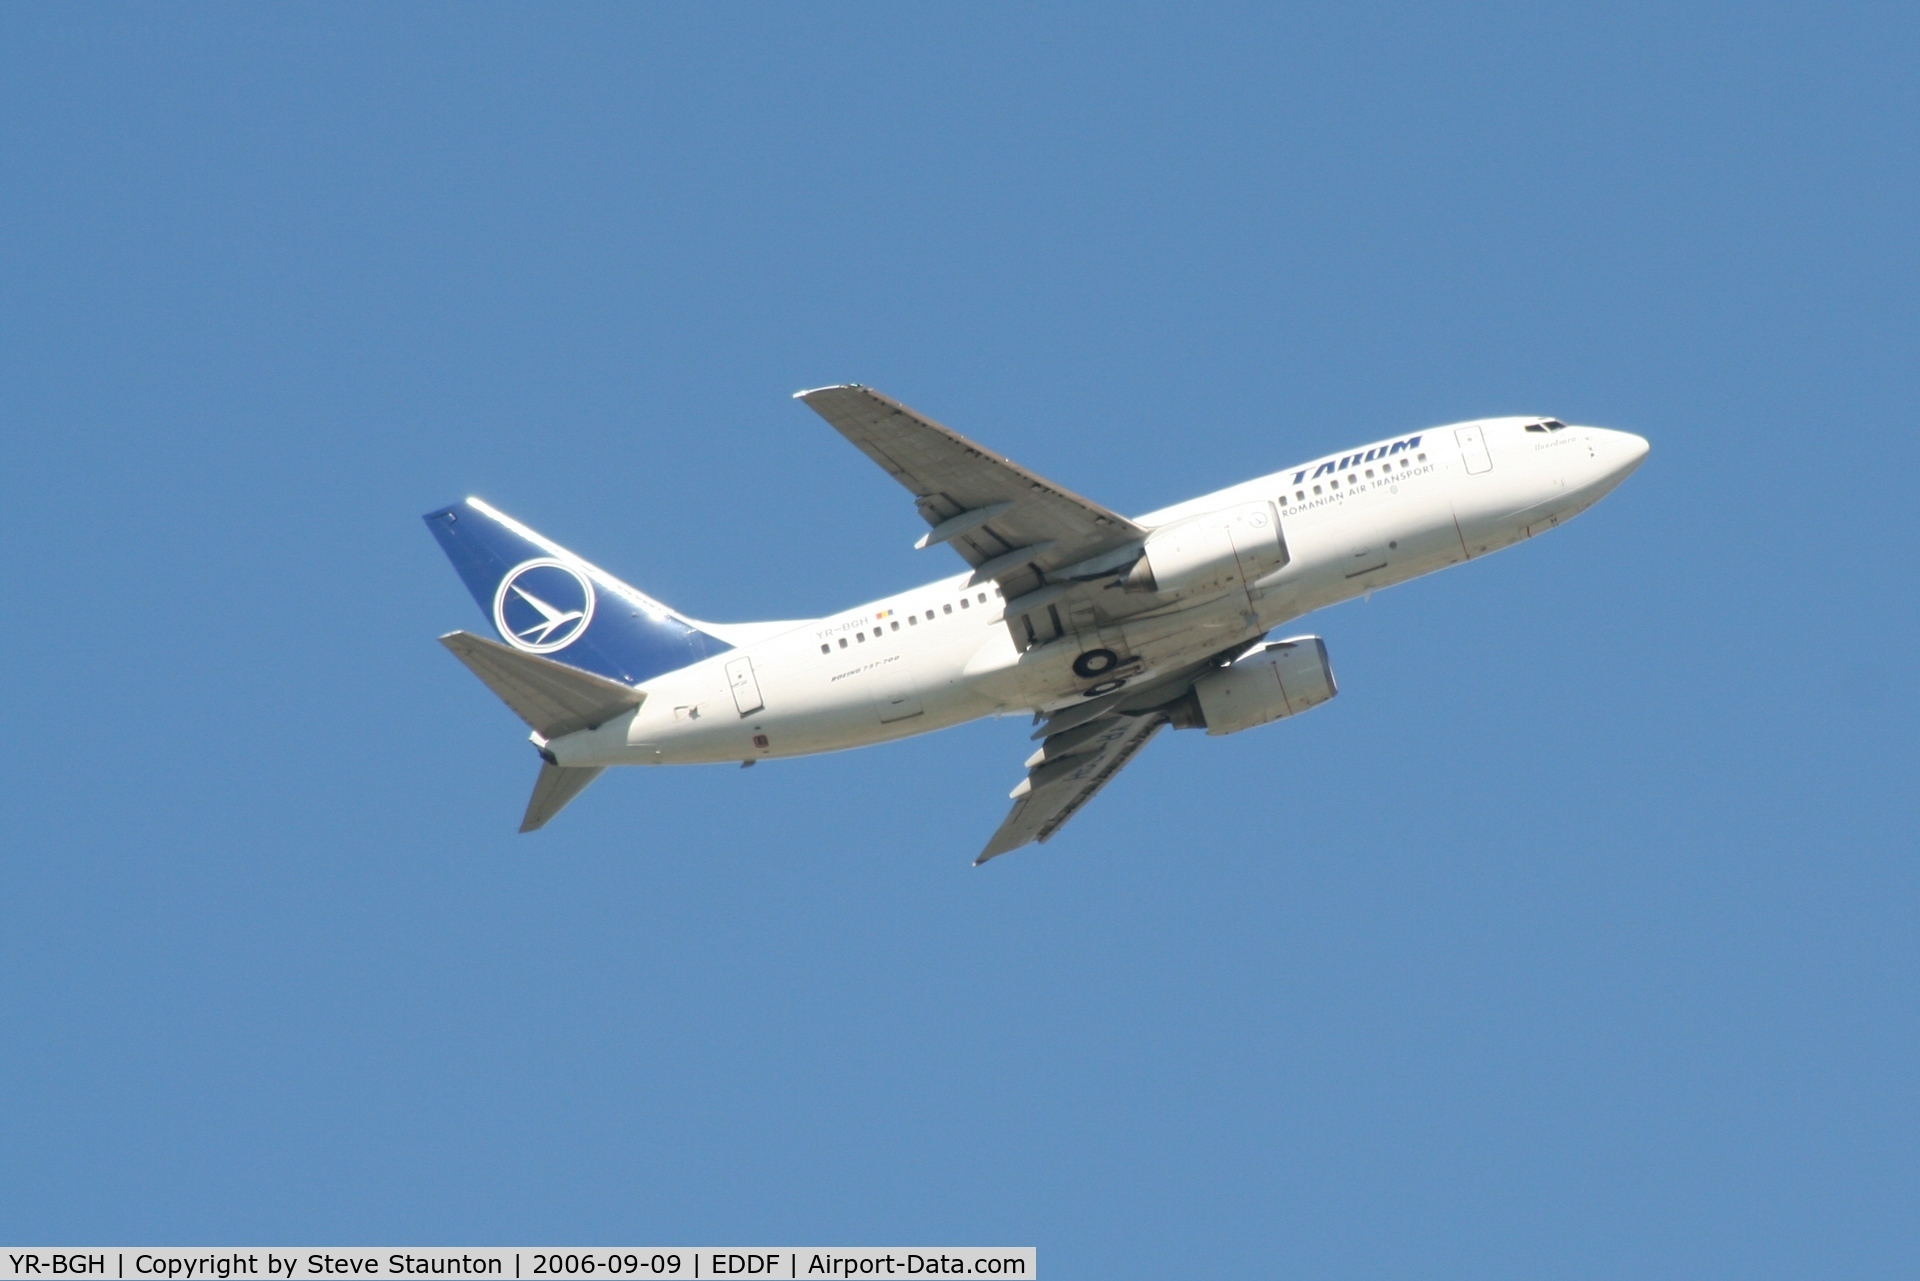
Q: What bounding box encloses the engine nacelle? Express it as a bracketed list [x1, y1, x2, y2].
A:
[1128, 500, 1288, 595]
[1183, 636, 1338, 735]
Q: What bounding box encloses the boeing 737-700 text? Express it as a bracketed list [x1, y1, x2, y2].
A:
[426, 385, 1649, 861]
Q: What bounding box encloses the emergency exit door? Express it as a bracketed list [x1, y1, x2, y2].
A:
[725, 656, 764, 716]
[1455, 425, 1494, 474]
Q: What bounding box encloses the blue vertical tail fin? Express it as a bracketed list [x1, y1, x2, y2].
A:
[424, 497, 730, 687]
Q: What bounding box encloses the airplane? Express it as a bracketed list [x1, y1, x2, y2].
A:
[425, 385, 1649, 862]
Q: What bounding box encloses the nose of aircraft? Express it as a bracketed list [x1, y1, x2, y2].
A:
[1589, 427, 1651, 481]
[1613, 429, 1651, 474]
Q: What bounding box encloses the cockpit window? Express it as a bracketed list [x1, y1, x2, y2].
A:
[1525, 418, 1569, 433]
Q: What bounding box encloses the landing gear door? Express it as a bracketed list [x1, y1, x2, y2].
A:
[1455, 425, 1494, 475]
[725, 655, 765, 716]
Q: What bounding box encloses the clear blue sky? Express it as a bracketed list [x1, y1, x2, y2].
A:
[3, 5, 1915, 1276]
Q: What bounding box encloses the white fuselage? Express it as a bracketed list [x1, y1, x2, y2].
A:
[546, 417, 1649, 768]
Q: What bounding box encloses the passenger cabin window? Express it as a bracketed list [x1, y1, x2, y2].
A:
[943, 604, 952, 615]
[838, 637, 848, 649]
[960, 598, 970, 609]
[908, 615, 918, 626]
[891, 621, 900, 631]
[820, 643, 830, 654]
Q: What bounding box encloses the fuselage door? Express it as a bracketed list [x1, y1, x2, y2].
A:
[1455, 424, 1494, 475]
[725, 655, 765, 716]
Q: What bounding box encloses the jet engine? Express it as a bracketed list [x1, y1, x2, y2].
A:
[1168, 636, 1338, 735]
[1126, 500, 1288, 595]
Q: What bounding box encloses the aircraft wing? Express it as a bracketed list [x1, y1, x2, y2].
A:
[977, 711, 1170, 863]
[795, 385, 1146, 601]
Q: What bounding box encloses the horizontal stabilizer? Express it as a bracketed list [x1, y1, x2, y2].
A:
[440, 631, 645, 740]
[521, 762, 606, 832]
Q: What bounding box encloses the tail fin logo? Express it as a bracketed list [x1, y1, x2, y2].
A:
[492, 558, 597, 653]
